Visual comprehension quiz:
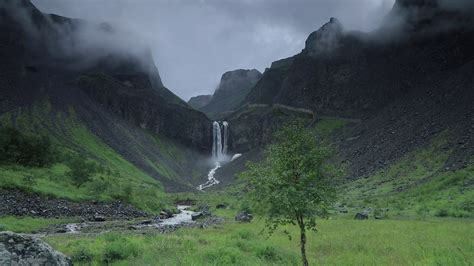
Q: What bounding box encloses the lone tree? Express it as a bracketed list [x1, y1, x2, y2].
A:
[240, 123, 338, 266]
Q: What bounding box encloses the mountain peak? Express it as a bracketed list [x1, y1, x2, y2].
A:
[382, 0, 474, 36]
[304, 17, 344, 58]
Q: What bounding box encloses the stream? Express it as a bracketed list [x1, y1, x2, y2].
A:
[63, 205, 196, 234]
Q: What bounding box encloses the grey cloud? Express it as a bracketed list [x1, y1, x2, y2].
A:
[32, 0, 395, 100]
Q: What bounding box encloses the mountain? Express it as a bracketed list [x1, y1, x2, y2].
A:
[200, 69, 262, 118]
[0, 0, 212, 193]
[219, 0, 473, 184]
[188, 95, 212, 109]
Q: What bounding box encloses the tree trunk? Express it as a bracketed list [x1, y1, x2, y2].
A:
[299, 219, 309, 266]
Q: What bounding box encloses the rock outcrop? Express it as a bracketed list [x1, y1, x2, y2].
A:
[200, 69, 262, 117]
[188, 95, 212, 109]
[304, 17, 344, 58]
[0, 232, 72, 266]
[240, 0, 474, 181]
[0, 0, 212, 191]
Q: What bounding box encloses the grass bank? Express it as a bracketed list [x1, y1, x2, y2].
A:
[45, 213, 473, 265]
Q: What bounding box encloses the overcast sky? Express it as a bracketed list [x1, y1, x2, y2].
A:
[32, 0, 395, 101]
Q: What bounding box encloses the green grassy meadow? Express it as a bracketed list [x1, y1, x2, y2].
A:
[0, 100, 171, 212]
[44, 209, 473, 265]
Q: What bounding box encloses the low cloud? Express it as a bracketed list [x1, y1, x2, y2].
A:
[31, 0, 395, 100]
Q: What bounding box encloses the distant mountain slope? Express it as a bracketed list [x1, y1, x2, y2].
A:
[0, 0, 212, 192]
[237, 0, 474, 180]
[200, 69, 262, 118]
[188, 95, 212, 110]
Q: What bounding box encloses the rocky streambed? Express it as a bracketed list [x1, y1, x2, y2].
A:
[37, 205, 223, 235]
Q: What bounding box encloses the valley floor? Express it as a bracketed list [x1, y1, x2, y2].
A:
[1, 208, 470, 266]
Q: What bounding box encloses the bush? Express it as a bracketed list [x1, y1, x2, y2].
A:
[205, 247, 242, 265]
[65, 155, 98, 187]
[0, 126, 54, 167]
[71, 246, 93, 263]
[102, 239, 139, 263]
[256, 246, 282, 262]
[435, 208, 449, 217]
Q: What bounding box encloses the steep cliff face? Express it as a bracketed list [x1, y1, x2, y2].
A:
[200, 69, 262, 117]
[0, 0, 212, 191]
[239, 0, 474, 179]
[0, 0, 212, 150]
[188, 95, 212, 110]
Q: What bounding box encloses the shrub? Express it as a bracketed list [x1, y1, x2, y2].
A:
[71, 246, 93, 263]
[234, 229, 253, 240]
[205, 247, 242, 265]
[435, 209, 449, 217]
[0, 126, 54, 167]
[65, 155, 98, 187]
[256, 246, 282, 262]
[102, 239, 139, 263]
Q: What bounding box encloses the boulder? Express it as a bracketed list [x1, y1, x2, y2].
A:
[196, 205, 212, 217]
[354, 212, 369, 220]
[92, 214, 106, 222]
[235, 211, 253, 223]
[191, 212, 204, 221]
[0, 231, 72, 265]
[159, 210, 173, 219]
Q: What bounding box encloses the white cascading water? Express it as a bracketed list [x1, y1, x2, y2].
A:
[197, 121, 229, 190]
[222, 121, 229, 156]
[212, 121, 223, 163]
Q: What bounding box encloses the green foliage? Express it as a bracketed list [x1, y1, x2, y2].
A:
[45, 218, 474, 265]
[241, 122, 338, 233]
[340, 132, 474, 219]
[71, 245, 93, 263]
[0, 126, 54, 167]
[240, 122, 340, 265]
[0, 102, 171, 213]
[65, 154, 99, 187]
[256, 245, 283, 262]
[0, 216, 75, 233]
[102, 237, 139, 263]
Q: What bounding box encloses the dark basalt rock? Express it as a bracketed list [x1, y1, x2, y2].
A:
[0, 231, 72, 265]
[0, 189, 147, 220]
[92, 215, 106, 222]
[239, 0, 474, 183]
[354, 213, 369, 220]
[188, 95, 212, 110]
[191, 212, 204, 221]
[235, 211, 253, 223]
[200, 69, 262, 117]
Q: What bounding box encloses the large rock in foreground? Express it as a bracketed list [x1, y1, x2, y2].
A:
[0, 231, 71, 265]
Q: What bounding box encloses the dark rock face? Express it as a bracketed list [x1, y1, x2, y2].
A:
[225, 104, 314, 152]
[200, 69, 262, 117]
[0, 189, 147, 220]
[0, 0, 212, 191]
[0, 0, 213, 151]
[304, 17, 344, 58]
[0, 231, 72, 266]
[235, 211, 253, 223]
[354, 213, 369, 220]
[188, 95, 212, 109]
[241, 2, 474, 180]
[191, 212, 204, 221]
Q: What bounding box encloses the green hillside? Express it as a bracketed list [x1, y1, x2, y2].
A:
[0, 99, 195, 212]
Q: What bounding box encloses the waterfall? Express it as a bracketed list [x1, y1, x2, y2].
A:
[211, 121, 229, 164]
[212, 121, 223, 163]
[197, 121, 229, 191]
[222, 121, 229, 156]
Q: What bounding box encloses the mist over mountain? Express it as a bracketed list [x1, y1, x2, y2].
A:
[0, 0, 212, 192]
